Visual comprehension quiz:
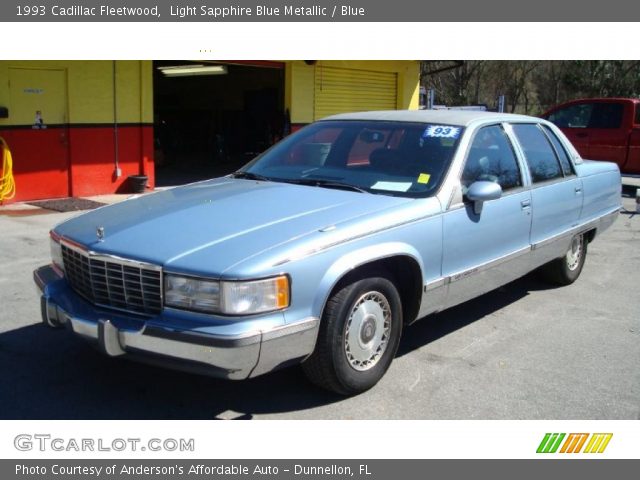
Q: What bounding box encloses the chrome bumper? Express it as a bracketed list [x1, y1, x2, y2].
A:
[34, 265, 319, 380]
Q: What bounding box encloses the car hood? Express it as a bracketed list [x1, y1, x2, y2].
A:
[55, 178, 413, 276]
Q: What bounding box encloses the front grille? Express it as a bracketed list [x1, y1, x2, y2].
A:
[61, 243, 162, 316]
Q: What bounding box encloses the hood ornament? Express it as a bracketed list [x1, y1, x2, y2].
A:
[96, 226, 105, 242]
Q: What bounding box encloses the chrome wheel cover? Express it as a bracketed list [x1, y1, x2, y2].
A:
[566, 236, 583, 271]
[344, 291, 392, 371]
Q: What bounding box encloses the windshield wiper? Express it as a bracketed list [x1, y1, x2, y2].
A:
[289, 178, 369, 194]
[232, 171, 271, 182]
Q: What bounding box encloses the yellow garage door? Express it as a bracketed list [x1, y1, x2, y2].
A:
[314, 66, 398, 120]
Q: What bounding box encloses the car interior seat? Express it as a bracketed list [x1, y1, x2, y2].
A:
[369, 148, 403, 175]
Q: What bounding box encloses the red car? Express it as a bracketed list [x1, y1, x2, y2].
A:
[542, 98, 640, 174]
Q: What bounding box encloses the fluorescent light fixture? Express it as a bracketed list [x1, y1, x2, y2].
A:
[158, 64, 228, 77]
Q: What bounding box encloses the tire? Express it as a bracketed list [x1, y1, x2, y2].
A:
[540, 233, 587, 286]
[302, 274, 403, 396]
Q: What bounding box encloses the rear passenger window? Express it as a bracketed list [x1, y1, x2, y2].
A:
[588, 102, 623, 129]
[461, 125, 522, 192]
[541, 125, 574, 176]
[512, 124, 563, 183]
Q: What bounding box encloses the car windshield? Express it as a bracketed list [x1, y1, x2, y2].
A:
[239, 120, 464, 197]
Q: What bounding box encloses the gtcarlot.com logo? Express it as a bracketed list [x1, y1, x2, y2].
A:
[536, 433, 613, 454]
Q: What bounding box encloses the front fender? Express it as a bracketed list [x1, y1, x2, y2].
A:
[311, 242, 424, 319]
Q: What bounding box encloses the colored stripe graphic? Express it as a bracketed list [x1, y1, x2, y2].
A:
[583, 433, 613, 453]
[537, 433, 566, 453]
[537, 433, 613, 453]
[560, 433, 589, 453]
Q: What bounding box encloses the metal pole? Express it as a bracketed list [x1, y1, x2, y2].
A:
[113, 60, 121, 178]
[427, 89, 435, 110]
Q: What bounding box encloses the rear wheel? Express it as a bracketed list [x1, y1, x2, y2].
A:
[540, 233, 587, 285]
[303, 274, 403, 395]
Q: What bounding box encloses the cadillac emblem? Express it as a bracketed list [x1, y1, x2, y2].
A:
[96, 226, 105, 241]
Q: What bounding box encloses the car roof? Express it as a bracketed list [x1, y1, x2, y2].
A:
[321, 109, 537, 127]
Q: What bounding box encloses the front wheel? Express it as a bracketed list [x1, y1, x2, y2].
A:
[540, 233, 587, 285]
[302, 274, 403, 395]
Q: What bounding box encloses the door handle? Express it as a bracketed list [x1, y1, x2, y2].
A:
[521, 199, 531, 209]
[575, 187, 583, 195]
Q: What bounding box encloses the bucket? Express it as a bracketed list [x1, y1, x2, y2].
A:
[128, 175, 148, 194]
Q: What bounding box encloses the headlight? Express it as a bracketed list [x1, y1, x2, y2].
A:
[50, 231, 64, 274]
[164, 275, 221, 313]
[221, 276, 290, 315]
[164, 274, 290, 315]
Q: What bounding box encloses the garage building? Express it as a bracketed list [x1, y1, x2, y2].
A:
[0, 60, 420, 203]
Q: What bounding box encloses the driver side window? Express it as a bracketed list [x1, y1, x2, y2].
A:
[461, 125, 522, 193]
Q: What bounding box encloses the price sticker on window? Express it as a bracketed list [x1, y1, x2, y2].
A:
[423, 125, 461, 139]
[417, 173, 431, 184]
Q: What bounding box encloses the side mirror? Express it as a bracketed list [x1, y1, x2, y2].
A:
[465, 181, 502, 215]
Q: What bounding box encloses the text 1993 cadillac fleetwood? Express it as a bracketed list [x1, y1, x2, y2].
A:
[34, 110, 621, 395]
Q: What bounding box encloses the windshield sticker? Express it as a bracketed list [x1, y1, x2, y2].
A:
[371, 181, 412, 192]
[417, 173, 431, 184]
[423, 125, 461, 139]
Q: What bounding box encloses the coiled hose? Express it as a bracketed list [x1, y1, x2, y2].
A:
[0, 137, 16, 202]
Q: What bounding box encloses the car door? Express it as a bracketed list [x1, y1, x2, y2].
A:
[442, 124, 532, 309]
[584, 101, 628, 170]
[544, 101, 592, 158]
[511, 123, 583, 265]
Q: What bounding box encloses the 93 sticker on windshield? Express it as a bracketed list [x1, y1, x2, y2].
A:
[423, 125, 461, 139]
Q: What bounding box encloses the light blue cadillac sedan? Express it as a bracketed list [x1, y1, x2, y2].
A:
[34, 110, 621, 395]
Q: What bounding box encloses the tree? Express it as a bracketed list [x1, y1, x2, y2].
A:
[420, 60, 640, 115]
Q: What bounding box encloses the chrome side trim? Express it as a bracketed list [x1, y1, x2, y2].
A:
[531, 206, 621, 250]
[261, 317, 319, 342]
[532, 231, 573, 250]
[143, 317, 318, 348]
[251, 317, 320, 377]
[425, 278, 445, 291]
[446, 246, 532, 285]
